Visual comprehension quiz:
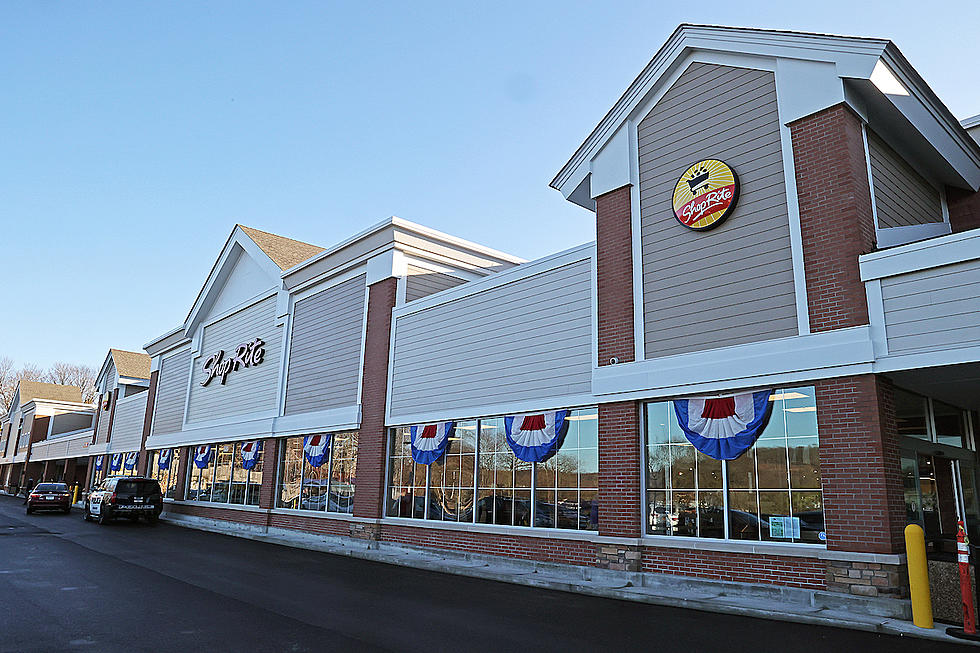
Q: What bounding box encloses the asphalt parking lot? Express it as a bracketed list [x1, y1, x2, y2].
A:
[0, 495, 966, 652]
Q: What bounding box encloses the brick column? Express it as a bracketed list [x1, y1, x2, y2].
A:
[789, 104, 876, 332]
[596, 401, 642, 559]
[258, 438, 278, 510]
[947, 186, 980, 233]
[595, 185, 635, 365]
[351, 276, 397, 534]
[136, 371, 159, 476]
[815, 375, 904, 554]
[173, 446, 190, 501]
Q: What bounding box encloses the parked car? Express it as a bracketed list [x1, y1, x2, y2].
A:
[26, 482, 72, 514]
[85, 476, 163, 525]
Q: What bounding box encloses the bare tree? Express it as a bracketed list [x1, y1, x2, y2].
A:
[0, 356, 13, 413]
[46, 362, 98, 404]
[0, 361, 45, 413]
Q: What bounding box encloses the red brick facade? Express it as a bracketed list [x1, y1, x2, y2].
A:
[353, 276, 398, 522]
[597, 401, 641, 538]
[815, 375, 905, 554]
[790, 104, 876, 333]
[595, 184, 635, 365]
[642, 547, 825, 590]
[947, 185, 980, 233]
[136, 370, 158, 476]
[379, 524, 597, 566]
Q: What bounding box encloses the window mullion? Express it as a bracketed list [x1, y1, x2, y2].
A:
[324, 434, 335, 513]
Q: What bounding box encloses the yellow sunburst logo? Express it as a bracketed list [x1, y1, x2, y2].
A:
[671, 159, 739, 231]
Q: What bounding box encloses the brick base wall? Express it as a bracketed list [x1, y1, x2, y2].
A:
[379, 524, 598, 566]
[167, 503, 269, 526]
[642, 547, 826, 590]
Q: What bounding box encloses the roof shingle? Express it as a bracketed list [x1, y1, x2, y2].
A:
[239, 225, 325, 271]
[110, 349, 151, 380]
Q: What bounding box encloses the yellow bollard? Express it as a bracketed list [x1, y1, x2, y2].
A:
[905, 523, 933, 629]
[72, 485, 79, 505]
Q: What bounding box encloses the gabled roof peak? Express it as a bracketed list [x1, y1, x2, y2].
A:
[238, 225, 325, 271]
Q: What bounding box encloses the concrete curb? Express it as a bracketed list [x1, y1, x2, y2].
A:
[160, 512, 975, 646]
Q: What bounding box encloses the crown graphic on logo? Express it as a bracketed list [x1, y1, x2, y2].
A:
[686, 165, 711, 195]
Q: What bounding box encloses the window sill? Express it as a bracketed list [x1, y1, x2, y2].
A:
[640, 535, 904, 564]
[167, 500, 268, 514]
[381, 516, 602, 542]
[271, 507, 378, 524]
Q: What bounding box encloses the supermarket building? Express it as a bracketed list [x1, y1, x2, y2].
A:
[17, 24, 980, 616]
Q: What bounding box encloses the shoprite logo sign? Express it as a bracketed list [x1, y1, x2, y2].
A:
[200, 338, 265, 387]
[671, 159, 739, 231]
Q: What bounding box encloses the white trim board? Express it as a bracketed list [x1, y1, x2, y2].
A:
[592, 326, 875, 400]
[859, 228, 980, 281]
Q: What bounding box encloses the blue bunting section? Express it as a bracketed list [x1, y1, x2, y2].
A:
[241, 440, 262, 470]
[409, 422, 454, 465]
[672, 390, 773, 461]
[504, 411, 569, 462]
[110, 453, 123, 472]
[193, 445, 213, 469]
[95, 455, 104, 471]
[123, 451, 138, 470]
[157, 448, 172, 470]
[303, 434, 330, 468]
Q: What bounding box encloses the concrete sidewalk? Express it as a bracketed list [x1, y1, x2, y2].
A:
[160, 511, 974, 647]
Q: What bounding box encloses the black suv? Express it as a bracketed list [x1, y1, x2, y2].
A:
[85, 476, 163, 525]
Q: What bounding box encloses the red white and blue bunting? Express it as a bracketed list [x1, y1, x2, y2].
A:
[672, 390, 773, 461]
[504, 411, 569, 463]
[241, 441, 262, 470]
[409, 422, 454, 465]
[123, 451, 139, 471]
[110, 453, 123, 472]
[157, 449, 172, 470]
[193, 445, 213, 469]
[95, 455, 104, 471]
[303, 434, 330, 468]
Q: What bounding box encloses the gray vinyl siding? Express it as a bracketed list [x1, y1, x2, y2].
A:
[186, 296, 282, 423]
[389, 259, 592, 419]
[881, 259, 980, 355]
[151, 348, 191, 436]
[18, 412, 34, 452]
[638, 62, 798, 358]
[103, 361, 117, 393]
[868, 131, 943, 228]
[106, 393, 147, 453]
[95, 405, 112, 443]
[405, 265, 467, 302]
[285, 275, 366, 415]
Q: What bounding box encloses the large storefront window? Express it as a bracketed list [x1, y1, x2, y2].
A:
[186, 441, 263, 507]
[386, 408, 598, 531]
[645, 387, 823, 544]
[275, 431, 358, 514]
[147, 449, 182, 499]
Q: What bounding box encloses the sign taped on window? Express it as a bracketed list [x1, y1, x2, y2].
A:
[768, 516, 801, 539]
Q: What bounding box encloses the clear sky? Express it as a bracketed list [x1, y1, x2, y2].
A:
[1, 1, 977, 369]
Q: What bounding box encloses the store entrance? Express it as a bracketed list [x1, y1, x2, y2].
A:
[903, 447, 980, 552]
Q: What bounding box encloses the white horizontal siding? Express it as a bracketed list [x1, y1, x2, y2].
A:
[868, 130, 943, 229]
[186, 296, 282, 423]
[882, 258, 980, 355]
[404, 265, 467, 302]
[106, 393, 147, 453]
[389, 258, 592, 420]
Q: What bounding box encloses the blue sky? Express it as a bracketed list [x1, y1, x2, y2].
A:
[1, 1, 977, 369]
